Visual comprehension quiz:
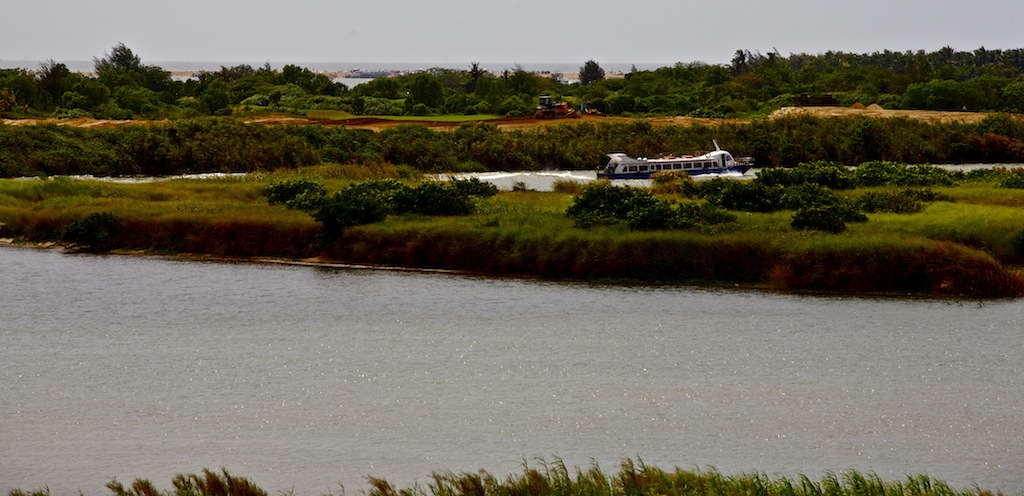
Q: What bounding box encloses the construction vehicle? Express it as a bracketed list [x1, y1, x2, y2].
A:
[535, 95, 579, 119]
[580, 102, 603, 116]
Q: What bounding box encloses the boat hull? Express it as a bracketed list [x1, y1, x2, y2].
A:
[597, 165, 751, 180]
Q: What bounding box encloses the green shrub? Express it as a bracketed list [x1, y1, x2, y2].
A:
[791, 206, 849, 233]
[1012, 228, 1024, 256]
[312, 188, 389, 237]
[393, 182, 473, 216]
[625, 197, 674, 230]
[672, 201, 738, 229]
[756, 161, 856, 189]
[855, 161, 962, 187]
[450, 177, 498, 198]
[567, 183, 736, 231]
[998, 169, 1024, 188]
[705, 181, 782, 212]
[566, 183, 650, 227]
[286, 189, 328, 211]
[777, 183, 844, 210]
[62, 212, 117, 251]
[856, 187, 953, 214]
[266, 179, 327, 205]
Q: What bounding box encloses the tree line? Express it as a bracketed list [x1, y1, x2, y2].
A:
[4, 113, 1024, 177]
[4, 44, 1024, 120]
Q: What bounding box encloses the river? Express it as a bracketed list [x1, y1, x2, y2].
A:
[2, 246, 1022, 495]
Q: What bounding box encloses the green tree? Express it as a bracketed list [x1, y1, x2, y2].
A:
[467, 62, 484, 93]
[37, 60, 74, 109]
[579, 60, 605, 85]
[93, 42, 170, 93]
[94, 42, 142, 73]
[407, 73, 445, 109]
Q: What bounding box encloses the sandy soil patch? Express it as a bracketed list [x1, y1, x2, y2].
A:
[769, 105, 993, 123]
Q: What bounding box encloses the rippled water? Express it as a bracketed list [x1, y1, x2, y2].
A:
[2, 246, 1023, 495]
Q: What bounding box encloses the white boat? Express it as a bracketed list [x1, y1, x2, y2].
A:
[597, 141, 752, 179]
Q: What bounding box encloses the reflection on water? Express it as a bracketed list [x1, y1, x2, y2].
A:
[2, 246, 1023, 495]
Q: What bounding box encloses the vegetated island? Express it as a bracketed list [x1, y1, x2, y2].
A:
[3, 143, 1024, 299]
[3, 44, 1024, 299]
[6, 461, 1011, 496]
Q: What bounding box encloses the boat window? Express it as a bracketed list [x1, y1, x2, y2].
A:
[640, 165, 648, 172]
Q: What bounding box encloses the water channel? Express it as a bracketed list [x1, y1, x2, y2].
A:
[2, 246, 1022, 495]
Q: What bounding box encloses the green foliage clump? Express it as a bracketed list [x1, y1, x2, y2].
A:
[393, 181, 474, 216]
[279, 178, 483, 238]
[791, 206, 853, 233]
[703, 181, 786, 212]
[266, 179, 327, 206]
[997, 169, 1024, 188]
[449, 177, 498, 198]
[650, 170, 696, 195]
[61, 212, 117, 251]
[566, 183, 735, 231]
[854, 161, 962, 187]
[756, 161, 857, 189]
[856, 188, 952, 214]
[1012, 228, 1024, 257]
[566, 183, 652, 228]
[313, 186, 391, 237]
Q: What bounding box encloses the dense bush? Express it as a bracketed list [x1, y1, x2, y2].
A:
[312, 186, 391, 237]
[62, 212, 117, 251]
[266, 179, 327, 206]
[998, 169, 1024, 188]
[704, 181, 783, 212]
[449, 176, 499, 198]
[791, 206, 851, 233]
[566, 183, 652, 228]
[856, 188, 952, 213]
[756, 161, 857, 189]
[293, 179, 481, 237]
[566, 183, 735, 231]
[1013, 228, 1024, 256]
[854, 161, 962, 187]
[393, 181, 475, 216]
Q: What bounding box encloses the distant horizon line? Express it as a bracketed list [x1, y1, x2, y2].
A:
[0, 59, 690, 73]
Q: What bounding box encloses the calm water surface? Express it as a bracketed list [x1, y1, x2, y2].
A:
[2, 246, 1022, 495]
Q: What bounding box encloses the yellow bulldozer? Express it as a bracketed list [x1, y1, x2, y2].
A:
[534, 95, 579, 119]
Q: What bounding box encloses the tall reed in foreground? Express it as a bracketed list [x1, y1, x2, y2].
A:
[9, 461, 1000, 496]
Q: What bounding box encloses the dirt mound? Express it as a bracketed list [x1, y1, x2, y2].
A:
[850, 102, 867, 109]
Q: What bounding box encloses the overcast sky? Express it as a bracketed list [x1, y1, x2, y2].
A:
[3, 0, 1022, 69]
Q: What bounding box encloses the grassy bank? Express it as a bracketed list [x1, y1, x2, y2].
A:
[7, 461, 1005, 496]
[2, 169, 1023, 299]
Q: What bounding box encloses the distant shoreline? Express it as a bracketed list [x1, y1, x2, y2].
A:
[0, 59, 664, 74]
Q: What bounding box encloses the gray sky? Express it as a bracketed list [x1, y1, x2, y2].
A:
[3, 0, 1022, 69]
